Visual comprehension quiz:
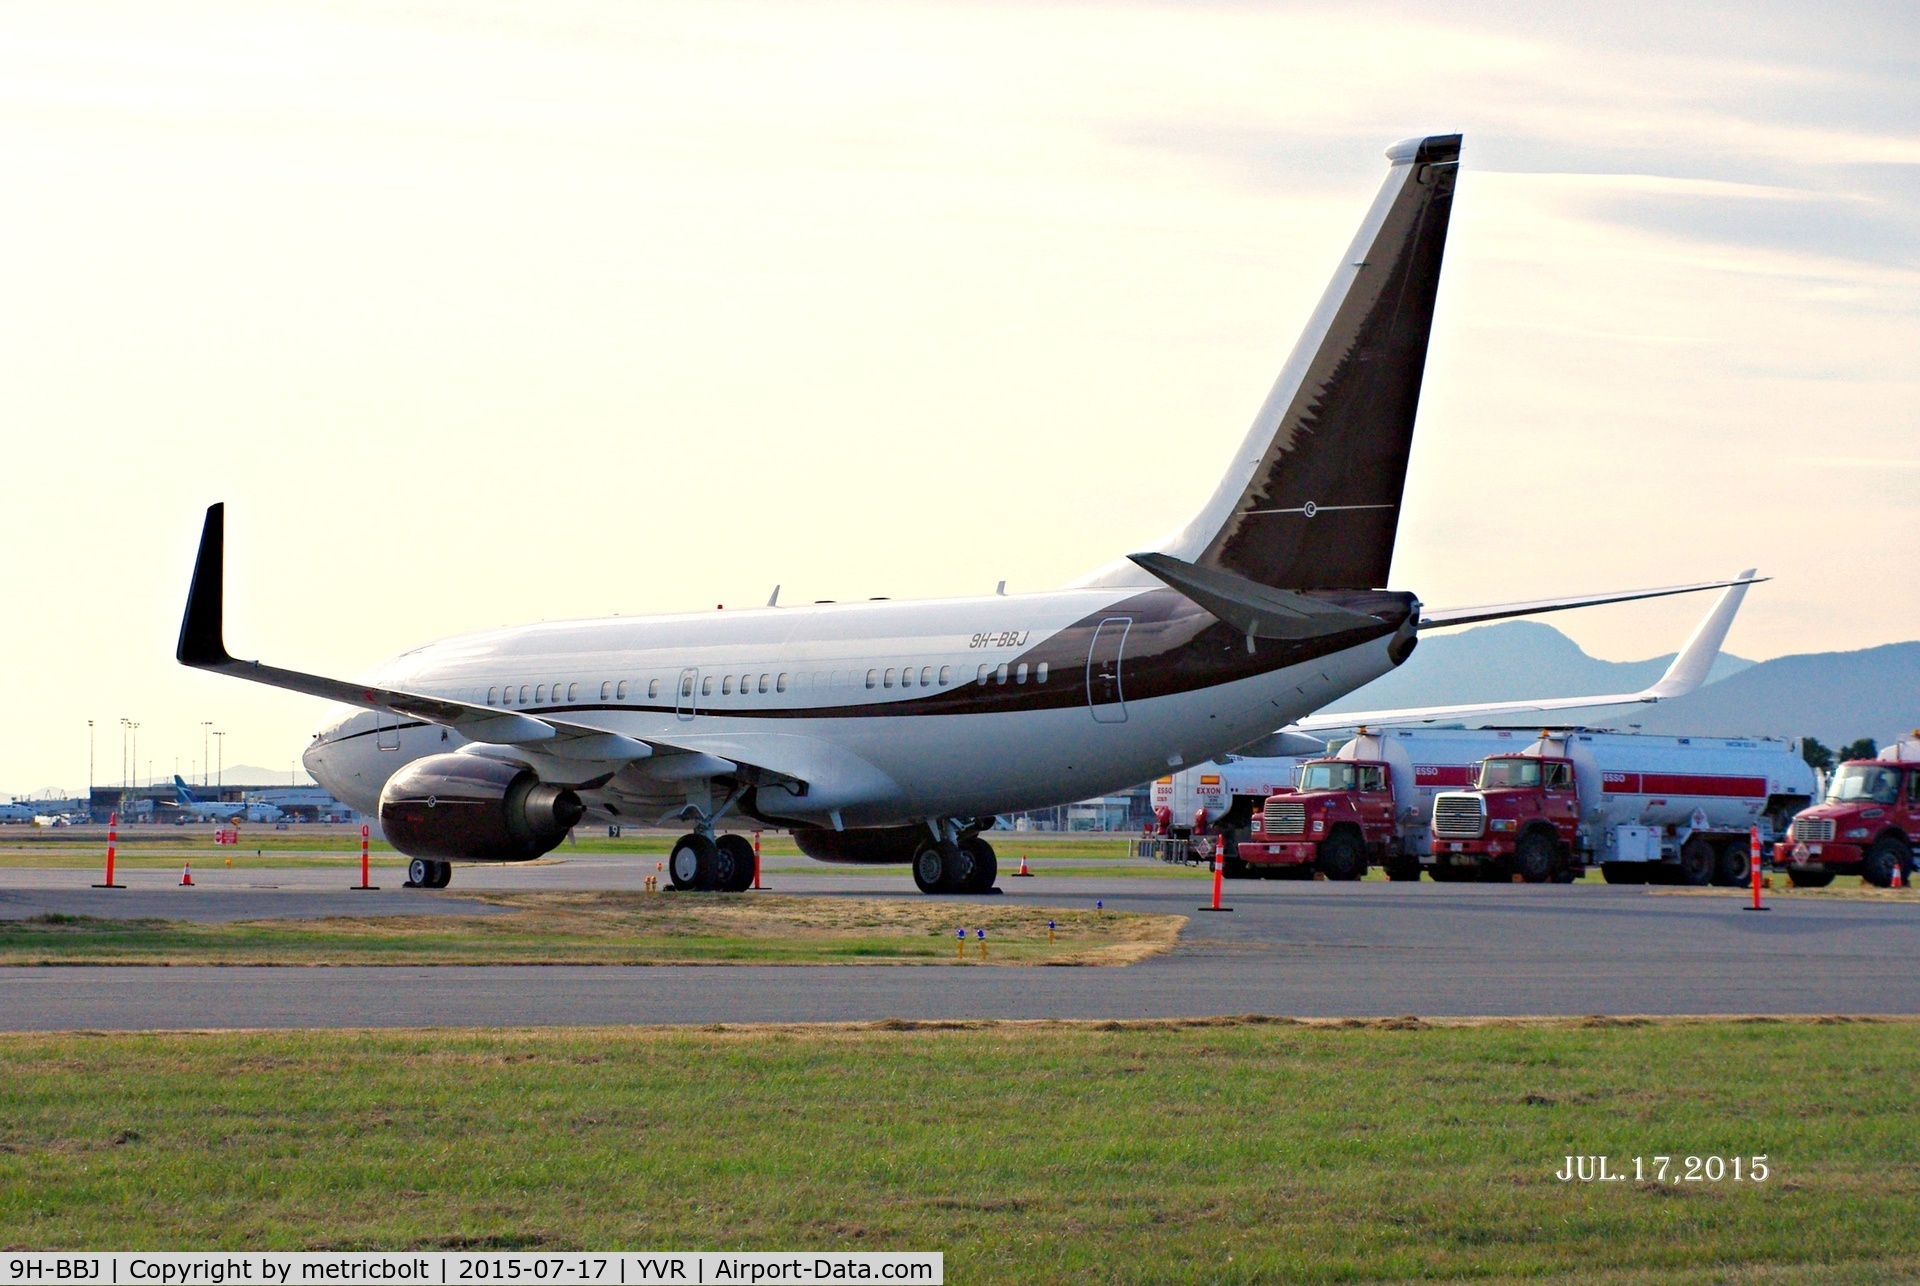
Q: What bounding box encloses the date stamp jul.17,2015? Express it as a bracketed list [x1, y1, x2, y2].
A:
[1557, 1155, 1769, 1184]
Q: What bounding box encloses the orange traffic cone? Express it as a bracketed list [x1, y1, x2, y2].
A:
[180, 861, 194, 887]
[1013, 854, 1033, 877]
[1894, 861, 1906, 890]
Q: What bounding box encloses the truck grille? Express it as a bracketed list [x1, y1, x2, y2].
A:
[1791, 816, 1834, 843]
[1263, 800, 1306, 836]
[1432, 794, 1486, 839]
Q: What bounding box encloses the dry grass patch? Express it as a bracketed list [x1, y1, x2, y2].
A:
[0, 893, 1181, 967]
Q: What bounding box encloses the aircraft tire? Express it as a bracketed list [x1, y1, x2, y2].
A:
[911, 841, 949, 894]
[669, 834, 716, 890]
[714, 834, 756, 892]
[961, 837, 997, 892]
[407, 857, 431, 888]
[430, 860, 452, 889]
[1678, 836, 1715, 886]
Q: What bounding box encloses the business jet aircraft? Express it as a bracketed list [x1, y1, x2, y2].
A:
[177, 134, 1756, 893]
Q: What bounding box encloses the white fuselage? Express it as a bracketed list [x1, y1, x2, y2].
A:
[304, 587, 1405, 831]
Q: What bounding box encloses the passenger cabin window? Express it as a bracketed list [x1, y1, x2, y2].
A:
[1036, 662, 1048, 683]
[648, 679, 660, 699]
[487, 686, 499, 706]
[600, 681, 611, 700]
[678, 676, 691, 698]
[701, 677, 713, 696]
[567, 682, 578, 702]
[617, 681, 628, 700]
[919, 666, 931, 687]
[777, 673, 788, 693]
[519, 685, 531, 704]
[884, 668, 896, 689]
[977, 664, 990, 685]
[1014, 663, 1027, 685]
[938, 665, 950, 686]
[536, 684, 547, 703]
[996, 663, 1009, 684]
[758, 674, 769, 694]
[722, 676, 734, 695]
[866, 669, 878, 689]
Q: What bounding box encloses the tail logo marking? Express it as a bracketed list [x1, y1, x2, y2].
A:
[1242, 501, 1396, 519]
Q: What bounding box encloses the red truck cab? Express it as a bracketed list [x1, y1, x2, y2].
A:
[1783, 759, 1920, 887]
[1429, 754, 1581, 882]
[1236, 758, 1390, 880]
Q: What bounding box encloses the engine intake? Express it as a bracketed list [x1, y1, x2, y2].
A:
[379, 754, 584, 862]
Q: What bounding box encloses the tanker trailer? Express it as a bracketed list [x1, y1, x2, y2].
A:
[1429, 731, 1815, 884]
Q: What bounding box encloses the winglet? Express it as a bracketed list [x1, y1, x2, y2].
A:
[176, 503, 233, 667]
[1646, 569, 1754, 699]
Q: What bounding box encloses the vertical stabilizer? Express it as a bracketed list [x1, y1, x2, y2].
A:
[1089, 134, 1459, 592]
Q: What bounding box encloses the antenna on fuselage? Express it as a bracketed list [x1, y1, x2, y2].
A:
[767, 585, 781, 607]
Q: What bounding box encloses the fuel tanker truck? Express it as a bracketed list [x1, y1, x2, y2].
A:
[1426, 731, 1816, 884]
[1231, 728, 1519, 879]
[1780, 733, 1920, 888]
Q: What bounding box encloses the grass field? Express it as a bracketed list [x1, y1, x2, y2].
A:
[1, 1017, 1916, 1279]
[0, 893, 1179, 966]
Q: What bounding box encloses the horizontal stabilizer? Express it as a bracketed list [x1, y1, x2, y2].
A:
[1128, 552, 1382, 640]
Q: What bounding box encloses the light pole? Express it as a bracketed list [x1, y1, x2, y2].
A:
[130, 722, 140, 790]
[213, 731, 225, 789]
[119, 718, 130, 789]
[87, 721, 93, 793]
[200, 722, 212, 787]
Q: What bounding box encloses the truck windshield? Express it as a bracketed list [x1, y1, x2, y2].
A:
[1300, 763, 1357, 792]
[1477, 758, 1541, 790]
[1825, 764, 1901, 805]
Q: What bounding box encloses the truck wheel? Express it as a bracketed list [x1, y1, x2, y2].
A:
[1786, 868, 1834, 888]
[1514, 830, 1558, 883]
[1678, 837, 1715, 886]
[1384, 858, 1422, 882]
[1600, 862, 1646, 885]
[1861, 836, 1908, 889]
[1316, 830, 1366, 881]
[1712, 839, 1751, 887]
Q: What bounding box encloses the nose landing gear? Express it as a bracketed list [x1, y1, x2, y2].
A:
[405, 858, 452, 888]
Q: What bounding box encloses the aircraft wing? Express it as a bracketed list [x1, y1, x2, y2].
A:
[1417, 574, 1763, 630]
[176, 504, 659, 763]
[1291, 569, 1755, 733]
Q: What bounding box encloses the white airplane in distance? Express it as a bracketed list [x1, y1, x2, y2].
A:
[167, 775, 248, 823]
[176, 133, 1760, 893]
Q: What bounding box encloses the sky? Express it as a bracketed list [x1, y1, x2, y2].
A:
[2, 0, 1916, 796]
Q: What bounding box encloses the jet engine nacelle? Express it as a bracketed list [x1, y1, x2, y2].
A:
[378, 753, 584, 862]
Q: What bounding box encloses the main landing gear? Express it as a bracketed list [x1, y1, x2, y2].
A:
[667, 830, 756, 892]
[406, 858, 452, 888]
[911, 833, 999, 894]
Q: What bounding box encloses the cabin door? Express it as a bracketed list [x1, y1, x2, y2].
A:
[1087, 617, 1132, 724]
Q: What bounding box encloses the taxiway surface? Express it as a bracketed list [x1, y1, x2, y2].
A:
[4, 856, 1915, 1030]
